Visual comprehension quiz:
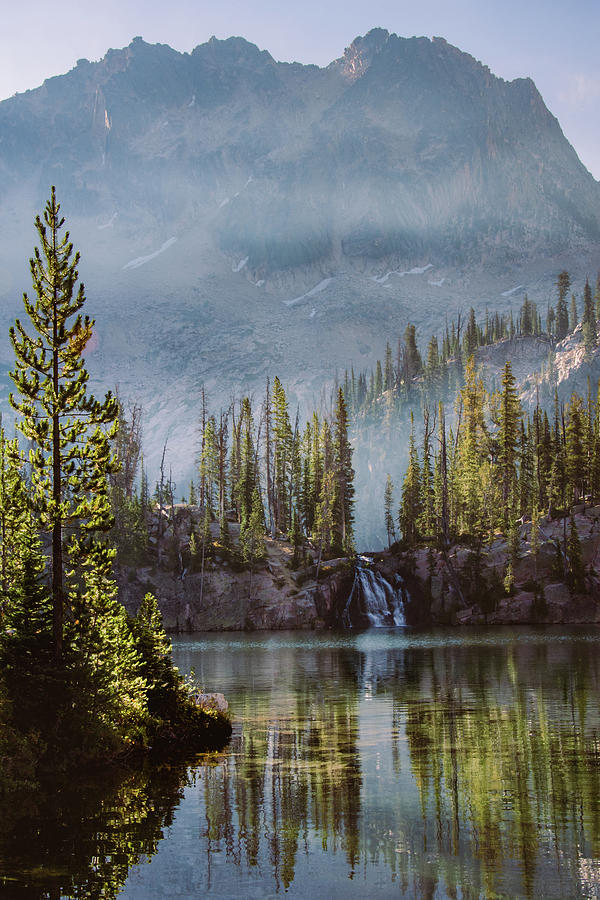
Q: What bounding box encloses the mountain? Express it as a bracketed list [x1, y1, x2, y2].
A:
[0, 29, 598, 496]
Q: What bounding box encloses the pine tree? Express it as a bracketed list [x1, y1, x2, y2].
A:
[313, 470, 335, 572]
[548, 394, 567, 513]
[199, 416, 219, 512]
[582, 278, 597, 357]
[374, 359, 383, 398]
[272, 377, 293, 532]
[497, 362, 521, 525]
[555, 271, 571, 340]
[546, 304, 556, 338]
[399, 413, 421, 545]
[464, 308, 478, 355]
[520, 296, 533, 335]
[236, 398, 256, 528]
[332, 387, 355, 555]
[384, 341, 394, 391]
[9, 188, 118, 658]
[570, 293, 578, 332]
[384, 474, 395, 548]
[240, 487, 265, 568]
[0, 430, 29, 602]
[419, 407, 435, 538]
[519, 420, 534, 517]
[566, 393, 586, 503]
[402, 324, 423, 384]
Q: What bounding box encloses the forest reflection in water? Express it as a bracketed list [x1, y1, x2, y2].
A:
[2, 629, 600, 898]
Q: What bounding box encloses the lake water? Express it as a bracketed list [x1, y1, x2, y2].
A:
[2, 628, 600, 899]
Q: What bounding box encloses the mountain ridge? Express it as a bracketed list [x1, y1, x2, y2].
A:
[0, 29, 598, 497]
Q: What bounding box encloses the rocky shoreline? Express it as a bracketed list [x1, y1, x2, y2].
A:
[117, 534, 354, 632]
[117, 504, 600, 631]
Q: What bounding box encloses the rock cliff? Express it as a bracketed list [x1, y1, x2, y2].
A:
[373, 505, 600, 626]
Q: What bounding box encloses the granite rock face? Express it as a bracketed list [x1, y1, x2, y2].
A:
[375, 506, 600, 626]
[117, 534, 353, 632]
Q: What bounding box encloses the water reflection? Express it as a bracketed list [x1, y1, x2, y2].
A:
[151, 630, 600, 899]
[2, 630, 600, 898]
[0, 758, 205, 899]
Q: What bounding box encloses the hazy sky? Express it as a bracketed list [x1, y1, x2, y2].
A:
[1, 0, 599, 178]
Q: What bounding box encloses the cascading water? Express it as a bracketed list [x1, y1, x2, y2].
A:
[341, 564, 407, 628]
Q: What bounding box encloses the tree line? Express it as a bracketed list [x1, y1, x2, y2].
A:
[390, 355, 598, 594]
[342, 270, 600, 424]
[112, 374, 356, 578]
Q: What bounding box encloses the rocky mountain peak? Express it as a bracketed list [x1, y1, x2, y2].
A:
[0, 28, 599, 501]
[191, 35, 275, 70]
[334, 28, 391, 80]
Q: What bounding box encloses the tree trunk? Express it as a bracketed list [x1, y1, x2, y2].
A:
[52, 222, 63, 659]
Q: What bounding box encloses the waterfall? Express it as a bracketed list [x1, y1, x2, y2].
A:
[341, 564, 407, 628]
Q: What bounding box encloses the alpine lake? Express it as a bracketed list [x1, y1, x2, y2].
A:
[2, 626, 600, 899]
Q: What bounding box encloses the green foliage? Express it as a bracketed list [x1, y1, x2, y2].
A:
[555, 271, 571, 340]
[236, 397, 257, 528]
[9, 187, 118, 657]
[332, 387, 355, 556]
[240, 488, 266, 565]
[583, 278, 597, 357]
[399, 414, 421, 546]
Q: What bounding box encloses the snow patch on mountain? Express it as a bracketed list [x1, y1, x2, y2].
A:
[501, 284, 524, 297]
[429, 277, 445, 286]
[283, 278, 335, 307]
[123, 237, 177, 270]
[233, 256, 249, 272]
[371, 264, 433, 284]
[98, 212, 117, 230]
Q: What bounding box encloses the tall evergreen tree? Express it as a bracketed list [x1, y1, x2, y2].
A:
[555, 271, 571, 340]
[399, 413, 421, 545]
[332, 387, 355, 555]
[569, 293, 579, 332]
[582, 278, 597, 357]
[384, 474, 395, 548]
[565, 393, 586, 503]
[272, 377, 293, 532]
[496, 362, 521, 524]
[236, 398, 256, 528]
[401, 324, 423, 384]
[384, 341, 394, 391]
[9, 188, 118, 658]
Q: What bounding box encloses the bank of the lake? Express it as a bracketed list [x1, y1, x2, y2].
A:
[118, 504, 600, 631]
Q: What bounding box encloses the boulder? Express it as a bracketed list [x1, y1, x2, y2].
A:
[193, 692, 229, 713]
